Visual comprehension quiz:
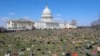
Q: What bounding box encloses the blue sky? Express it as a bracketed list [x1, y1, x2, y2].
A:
[0, 0, 100, 27]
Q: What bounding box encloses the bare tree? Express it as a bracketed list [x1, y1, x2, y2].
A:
[0, 27, 7, 32]
[70, 19, 77, 26]
[91, 19, 100, 29]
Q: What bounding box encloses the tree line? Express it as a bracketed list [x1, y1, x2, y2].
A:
[91, 19, 100, 29]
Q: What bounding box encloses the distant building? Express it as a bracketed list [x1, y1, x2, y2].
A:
[34, 4, 77, 29]
[7, 3, 77, 30]
[7, 19, 34, 30]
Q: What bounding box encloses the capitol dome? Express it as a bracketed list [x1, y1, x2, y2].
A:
[42, 5, 51, 14]
[41, 4, 53, 22]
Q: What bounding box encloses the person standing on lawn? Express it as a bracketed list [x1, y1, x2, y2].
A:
[65, 50, 71, 56]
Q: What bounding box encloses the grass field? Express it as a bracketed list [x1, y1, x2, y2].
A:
[0, 29, 100, 56]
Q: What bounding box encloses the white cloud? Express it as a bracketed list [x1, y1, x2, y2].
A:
[0, 17, 9, 21]
[23, 16, 29, 19]
[0, 17, 10, 27]
[22, 16, 34, 21]
[53, 18, 64, 23]
[8, 12, 15, 16]
[56, 14, 61, 17]
[0, 17, 19, 27]
[53, 14, 64, 23]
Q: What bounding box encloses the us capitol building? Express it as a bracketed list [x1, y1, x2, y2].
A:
[7, 4, 77, 30]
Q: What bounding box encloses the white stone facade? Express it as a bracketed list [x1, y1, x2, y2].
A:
[7, 19, 34, 30]
[34, 22, 46, 29]
[41, 4, 52, 22]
